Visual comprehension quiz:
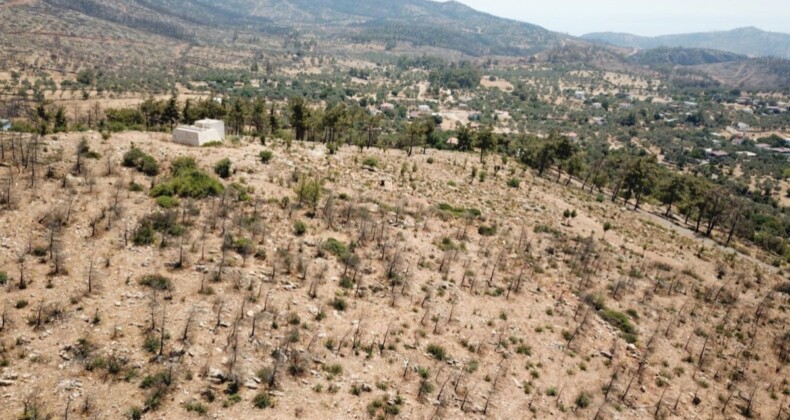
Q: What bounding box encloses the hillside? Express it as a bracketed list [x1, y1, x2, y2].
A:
[0, 131, 786, 419]
[5, 0, 566, 58]
[582, 27, 790, 60]
[628, 47, 746, 67]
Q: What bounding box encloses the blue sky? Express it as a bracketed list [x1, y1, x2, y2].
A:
[450, 0, 790, 36]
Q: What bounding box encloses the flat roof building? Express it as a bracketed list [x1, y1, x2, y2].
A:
[173, 119, 225, 147]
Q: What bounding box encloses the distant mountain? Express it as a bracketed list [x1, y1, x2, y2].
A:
[215, 0, 570, 56]
[582, 27, 790, 59]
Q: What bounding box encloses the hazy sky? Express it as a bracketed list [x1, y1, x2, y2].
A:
[450, 0, 790, 36]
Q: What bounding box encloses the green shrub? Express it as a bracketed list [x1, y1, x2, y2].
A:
[129, 182, 145, 192]
[478, 225, 497, 236]
[362, 156, 379, 168]
[293, 220, 307, 236]
[323, 238, 350, 260]
[230, 183, 251, 202]
[133, 224, 155, 246]
[575, 392, 592, 409]
[0, 272, 7, 285]
[232, 238, 254, 256]
[252, 392, 275, 409]
[427, 344, 447, 361]
[600, 309, 636, 335]
[259, 150, 273, 164]
[170, 156, 197, 174]
[507, 178, 520, 188]
[184, 400, 208, 415]
[201, 141, 223, 148]
[122, 147, 159, 176]
[213, 158, 232, 179]
[127, 406, 143, 420]
[139, 274, 173, 291]
[150, 167, 224, 199]
[155, 196, 180, 209]
[330, 297, 347, 311]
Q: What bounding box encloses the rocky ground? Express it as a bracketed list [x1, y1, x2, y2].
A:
[0, 131, 787, 419]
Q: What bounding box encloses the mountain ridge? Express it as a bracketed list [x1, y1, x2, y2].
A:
[582, 27, 790, 59]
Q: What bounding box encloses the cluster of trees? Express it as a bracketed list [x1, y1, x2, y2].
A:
[514, 133, 790, 261]
[427, 61, 482, 90]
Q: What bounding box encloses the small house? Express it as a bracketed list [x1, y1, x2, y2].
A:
[737, 122, 750, 131]
[592, 102, 603, 110]
[0, 119, 10, 132]
[380, 103, 395, 111]
[418, 105, 431, 115]
[574, 90, 586, 100]
[446, 137, 459, 146]
[173, 119, 226, 147]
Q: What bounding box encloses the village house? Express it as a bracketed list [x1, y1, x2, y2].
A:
[574, 90, 586, 100]
[0, 119, 10, 132]
[705, 149, 730, 160]
[380, 102, 395, 111]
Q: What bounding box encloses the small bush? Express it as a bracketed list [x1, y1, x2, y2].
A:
[129, 182, 145, 192]
[478, 225, 497, 236]
[330, 297, 347, 311]
[293, 220, 307, 236]
[184, 400, 208, 415]
[155, 196, 180, 209]
[252, 392, 275, 409]
[600, 309, 636, 335]
[127, 406, 143, 420]
[427, 344, 447, 361]
[231, 238, 254, 256]
[213, 158, 232, 179]
[323, 238, 350, 260]
[507, 178, 520, 188]
[122, 147, 159, 176]
[0, 272, 7, 285]
[139, 274, 173, 291]
[575, 392, 592, 409]
[259, 150, 273, 164]
[150, 167, 224, 199]
[362, 156, 379, 168]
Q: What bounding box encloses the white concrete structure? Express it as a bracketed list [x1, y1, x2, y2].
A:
[172, 119, 225, 147]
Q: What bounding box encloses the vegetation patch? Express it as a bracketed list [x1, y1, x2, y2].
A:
[139, 274, 174, 291]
